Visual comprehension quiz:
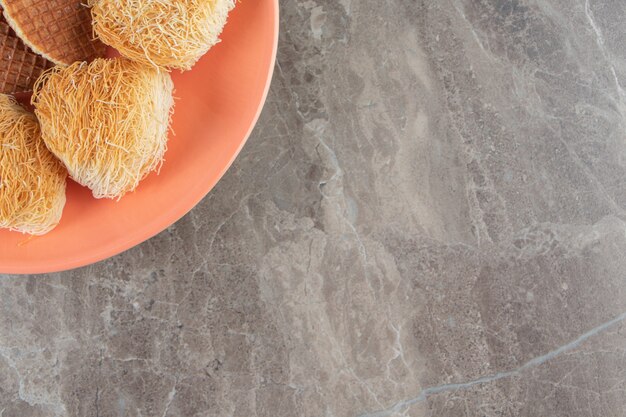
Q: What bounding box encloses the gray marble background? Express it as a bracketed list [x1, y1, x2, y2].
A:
[2, 0, 626, 415]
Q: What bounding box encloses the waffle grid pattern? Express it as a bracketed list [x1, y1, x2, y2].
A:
[0, 15, 52, 93]
[1, 0, 106, 65]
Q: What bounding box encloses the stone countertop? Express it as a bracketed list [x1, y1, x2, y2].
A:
[2, 1, 626, 416]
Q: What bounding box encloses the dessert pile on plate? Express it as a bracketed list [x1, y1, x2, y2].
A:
[0, 0, 236, 235]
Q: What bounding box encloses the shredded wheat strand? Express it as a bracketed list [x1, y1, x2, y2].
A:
[0, 94, 67, 235]
[32, 58, 174, 200]
[90, 0, 236, 70]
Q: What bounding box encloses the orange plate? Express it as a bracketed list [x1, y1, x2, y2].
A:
[0, 0, 279, 274]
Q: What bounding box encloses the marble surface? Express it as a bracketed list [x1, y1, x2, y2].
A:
[2, 0, 626, 415]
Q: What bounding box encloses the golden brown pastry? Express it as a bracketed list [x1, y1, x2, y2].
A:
[90, 0, 236, 70]
[0, 94, 66, 235]
[32, 58, 174, 200]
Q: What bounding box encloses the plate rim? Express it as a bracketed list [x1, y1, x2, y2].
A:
[2, 0, 279, 275]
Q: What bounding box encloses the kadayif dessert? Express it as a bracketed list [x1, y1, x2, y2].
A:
[0, 94, 66, 235]
[32, 57, 174, 200]
[90, 0, 235, 70]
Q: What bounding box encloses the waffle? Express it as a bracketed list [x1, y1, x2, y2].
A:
[0, 0, 106, 65]
[0, 14, 53, 94]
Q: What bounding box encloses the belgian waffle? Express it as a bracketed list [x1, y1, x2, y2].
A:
[0, 13, 53, 94]
[0, 0, 106, 65]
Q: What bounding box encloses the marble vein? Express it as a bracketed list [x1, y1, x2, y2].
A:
[2, 1, 626, 415]
[583, 0, 626, 103]
[357, 311, 626, 417]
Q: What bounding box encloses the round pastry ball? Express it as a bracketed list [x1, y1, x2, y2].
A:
[0, 94, 67, 235]
[32, 58, 174, 200]
[90, 0, 236, 70]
